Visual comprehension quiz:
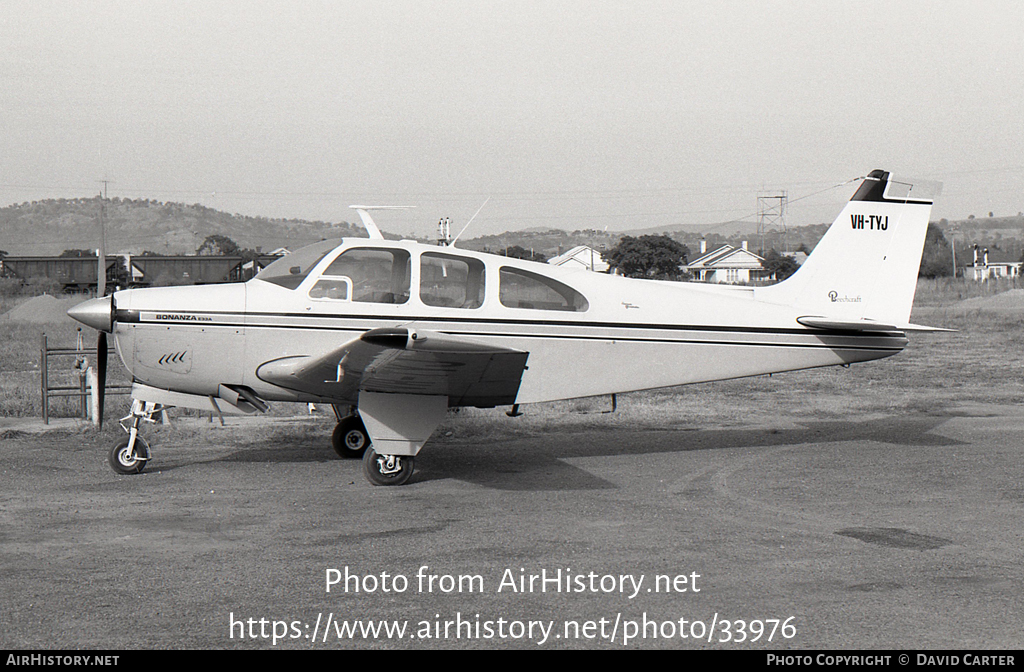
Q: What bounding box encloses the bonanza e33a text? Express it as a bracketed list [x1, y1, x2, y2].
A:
[68, 170, 944, 486]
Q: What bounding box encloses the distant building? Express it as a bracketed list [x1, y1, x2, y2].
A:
[686, 240, 770, 284]
[547, 245, 609, 272]
[963, 245, 1020, 281]
[782, 251, 808, 267]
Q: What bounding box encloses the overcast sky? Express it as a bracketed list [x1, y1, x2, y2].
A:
[2, 0, 1022, 238]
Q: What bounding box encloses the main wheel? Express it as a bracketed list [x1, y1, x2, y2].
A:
[109, 436, 150, 475]
[362, 448, 414, 486]
[332, 416, 370, 458]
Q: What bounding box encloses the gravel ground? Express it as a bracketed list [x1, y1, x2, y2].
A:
[1, 402, 1021, 650]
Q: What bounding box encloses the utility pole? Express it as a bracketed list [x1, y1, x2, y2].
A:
[757, 191, 787, 255]
[948, 224, 959, 278]
[97, 180, 113, 297]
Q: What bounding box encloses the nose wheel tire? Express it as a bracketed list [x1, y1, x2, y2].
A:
[109, 437, 150, 475]
[332, 415, 370, 458]
[362, 448, 414, 486]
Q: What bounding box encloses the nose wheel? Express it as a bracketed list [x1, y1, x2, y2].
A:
[362, 449, 414, 486]
[109, 436, 150, 474]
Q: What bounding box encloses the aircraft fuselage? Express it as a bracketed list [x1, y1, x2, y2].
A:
[108, 238, 906, 408]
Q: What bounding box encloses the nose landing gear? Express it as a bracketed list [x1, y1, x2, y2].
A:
[108, 399, 162, 475]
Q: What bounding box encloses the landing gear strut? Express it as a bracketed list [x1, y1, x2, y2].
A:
[109, 399, 160, 474]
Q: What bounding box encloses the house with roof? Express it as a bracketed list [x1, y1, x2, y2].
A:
[963, 245, 1021, 281]
[686, 240, 770, 284]
[547, 245, 609, 272]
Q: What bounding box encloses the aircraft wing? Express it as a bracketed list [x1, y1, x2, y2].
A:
[256, 327, 530, 407]
[796, 316, 955, 332]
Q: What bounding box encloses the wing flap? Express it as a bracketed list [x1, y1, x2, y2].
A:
[256, 327, 530, 407]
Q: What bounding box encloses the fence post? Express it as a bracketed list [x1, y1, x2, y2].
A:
[80, 373, 87, 419]
[40, 333, 48, 425]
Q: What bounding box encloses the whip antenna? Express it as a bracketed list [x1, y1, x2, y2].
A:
[449, 197, 490, 247]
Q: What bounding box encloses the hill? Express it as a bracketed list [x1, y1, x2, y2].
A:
[934, 215, 1024, 264]
[3, 197, 1022, 265]
[0, 197, 365, 256]
[457, 228, 621, 260]
[620, 220, 759, 238]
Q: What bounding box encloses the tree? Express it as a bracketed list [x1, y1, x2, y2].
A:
[602, 235, 690, 280]
[500, 245, 547, 262]
[761, 249, 799, 281]
[197, 234, 240, 256]
[918, 222, 954, 278]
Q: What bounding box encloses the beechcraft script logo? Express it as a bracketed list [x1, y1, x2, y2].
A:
[829, 291, 862, 303]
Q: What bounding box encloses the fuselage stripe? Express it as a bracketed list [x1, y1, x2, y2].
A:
[123, 320, 903, 353]
[121, 309, 904, 338]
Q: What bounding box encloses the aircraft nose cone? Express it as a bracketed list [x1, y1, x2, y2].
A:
[67, 295, 114, 332]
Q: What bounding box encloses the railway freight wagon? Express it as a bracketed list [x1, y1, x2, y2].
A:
[131, 253, 282, 285]
[130, 255, 244, 286]
[1, 253, 285, 292]
[0, 256, 111, 292]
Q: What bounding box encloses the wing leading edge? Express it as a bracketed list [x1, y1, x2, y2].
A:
[256, 327, 530, 407]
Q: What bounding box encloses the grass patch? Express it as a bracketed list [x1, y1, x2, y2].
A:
[912, 276, 1021, 306]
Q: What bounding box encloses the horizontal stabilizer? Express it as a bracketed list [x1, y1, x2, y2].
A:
[797, 316, 955, 333]
[349, 205, 414, 240]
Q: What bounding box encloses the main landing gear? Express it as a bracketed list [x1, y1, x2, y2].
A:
[330, 406, 415, 486]
[362, 449, 415, 487]
[109, 399, 159, 475]
[331, 414, 370, 459]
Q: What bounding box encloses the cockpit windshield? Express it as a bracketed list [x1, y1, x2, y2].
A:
[254, 240, 341, 289]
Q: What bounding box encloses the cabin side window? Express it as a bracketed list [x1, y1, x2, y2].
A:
[419, 252, 485, 309]
[314, 248, 411, 304]
[308, 277, 351, 301]
[498, 267, 589, 312]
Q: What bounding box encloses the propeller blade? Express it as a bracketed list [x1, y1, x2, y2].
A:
[97, 332, 108, 428]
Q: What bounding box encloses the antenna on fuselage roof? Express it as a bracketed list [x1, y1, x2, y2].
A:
[348, 205, 415, 240]
[448, 197, 490, 247]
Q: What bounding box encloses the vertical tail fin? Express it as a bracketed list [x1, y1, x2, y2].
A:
[755, 170, 941, 326]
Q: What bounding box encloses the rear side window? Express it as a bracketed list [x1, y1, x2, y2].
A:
[318, 248, 411, 304]
[499, 267, 588, 312]
[419, 252, 485, 308]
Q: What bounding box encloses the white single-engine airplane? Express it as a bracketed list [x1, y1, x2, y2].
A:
[69, 170, 943, 485]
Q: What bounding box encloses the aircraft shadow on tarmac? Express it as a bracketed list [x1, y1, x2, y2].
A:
[203, 412, 965, 491]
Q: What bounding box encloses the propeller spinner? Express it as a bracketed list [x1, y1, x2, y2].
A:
[67, 295, 115, 427]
